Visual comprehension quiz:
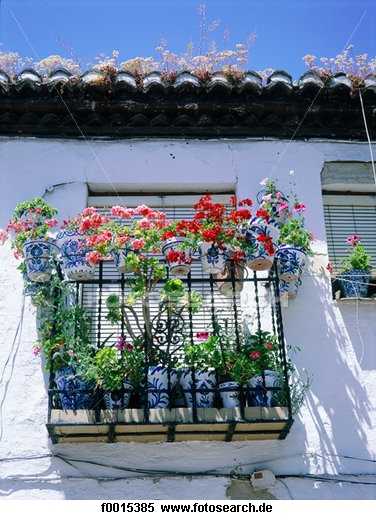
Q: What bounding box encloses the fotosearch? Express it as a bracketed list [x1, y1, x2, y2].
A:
[159, 502, 273, 513]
